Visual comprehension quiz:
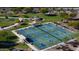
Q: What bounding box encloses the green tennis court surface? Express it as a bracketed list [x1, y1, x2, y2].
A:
[17, 23, 73, 50]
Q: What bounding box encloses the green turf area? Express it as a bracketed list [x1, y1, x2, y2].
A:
[0, 30, 18, 50]
[26, 13, 63, 22]
[0, 18, 19, 27]
[0, 29, 29, 50]
[18, 20, 29, 28]
[0, 30, 18, 42]
[14, 43, 29, 49]
[17, 13, 63, 28]
[0, 13, 63, 27]
[73, 31, 79, 40]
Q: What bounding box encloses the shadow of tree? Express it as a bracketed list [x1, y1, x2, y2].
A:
[0, 41, 17, 48]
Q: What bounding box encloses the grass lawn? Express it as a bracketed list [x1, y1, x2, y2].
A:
[0, 18, 19, 27]
[73, 31, 79, 41]
[26, 13, 63, 22]
[0, 30, 18, 50]
[0, 30, 29, 50]
[17, 19, 29, 28]
[14, 43, 29, 49]
[0, 13, 63, 27]
[0, 30, 18, 42]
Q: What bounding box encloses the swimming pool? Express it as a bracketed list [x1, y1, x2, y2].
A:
[16, 23, 74, 50]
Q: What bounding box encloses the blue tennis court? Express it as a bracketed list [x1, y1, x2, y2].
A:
[17, 23, 73, 50]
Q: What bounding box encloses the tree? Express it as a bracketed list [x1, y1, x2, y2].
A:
[70, 12, 77, 17]
[12, 7, 24, 11]
[40, 8, 48, 13]
[59, 12, 70, 21]
[68, 21, 79, 28]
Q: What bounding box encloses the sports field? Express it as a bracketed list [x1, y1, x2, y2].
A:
[17, 23, 73, 50]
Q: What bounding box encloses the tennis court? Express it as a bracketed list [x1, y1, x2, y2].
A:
[17, 23, 73, 50]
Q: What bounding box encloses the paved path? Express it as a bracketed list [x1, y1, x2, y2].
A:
[0, 17, 29, 19]
[0, 23, 20, 30]
[0, 17, 29, 31]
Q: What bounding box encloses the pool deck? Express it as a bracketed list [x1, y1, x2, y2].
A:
[12, 22, 75, 51]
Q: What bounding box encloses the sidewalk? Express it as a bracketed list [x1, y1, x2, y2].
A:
[0, 23, 20, 31]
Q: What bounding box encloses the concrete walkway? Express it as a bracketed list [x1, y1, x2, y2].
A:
[0, 23, 20, 30]
[0, 17, 28, 19]
[0, 17, 29, 31]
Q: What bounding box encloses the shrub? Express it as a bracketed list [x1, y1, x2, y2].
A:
[68, 21, 79, 28]
[40, 8, 48, 13]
